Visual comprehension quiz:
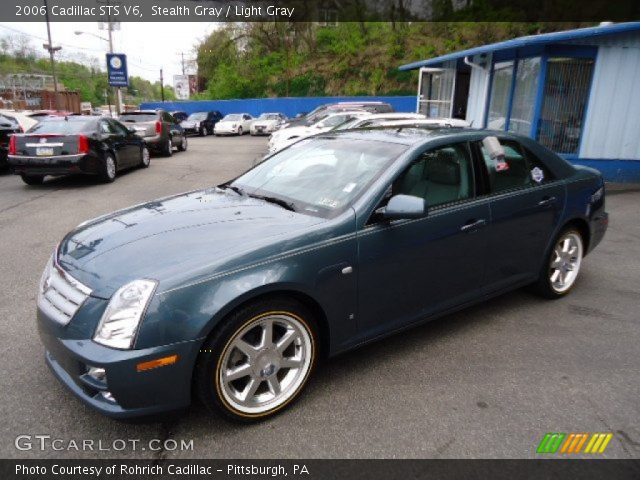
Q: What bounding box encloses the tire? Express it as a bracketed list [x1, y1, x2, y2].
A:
[139, 146, 150, 168]
[100, 153, 117, 183]
[534, 228, 584, 299]
[20, 174, 45, 185]
[164, 138, 173, 157]
[198, 127, 204, 136]
[195, 297, 319, 422]
[237, 127, 243, 136]
[177, 134, 188, 152]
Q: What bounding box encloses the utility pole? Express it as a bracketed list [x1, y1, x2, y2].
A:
[43, 0, 61, 110]
[105, 16, 122, 115]
[181, 52, 185, 75]
[160, 68, 165, 102]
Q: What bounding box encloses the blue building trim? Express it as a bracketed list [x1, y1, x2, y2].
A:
[140, 95, 416, 118]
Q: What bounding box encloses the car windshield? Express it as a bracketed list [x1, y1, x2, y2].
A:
[119, 113, 157, 123]
[259, 114, 280, 120]
[26, 119, 95, 134]
[0, 114, 19, 127]
[223, 114, 242, 121]
[231, 137, 407, 218]
[332, 118, 362, 131]
[187, 113, 207, 121]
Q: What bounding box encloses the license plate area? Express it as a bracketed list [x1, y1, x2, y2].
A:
[36, 147, 54, 156]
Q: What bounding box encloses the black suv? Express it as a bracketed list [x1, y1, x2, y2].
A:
[119, 110, 187, 156]
[0, 114, 22, 170]
[180, 111, 223, 136]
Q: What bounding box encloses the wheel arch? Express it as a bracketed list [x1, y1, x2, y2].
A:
[561, 217, 591, 254]
[201, 285, 331, 359]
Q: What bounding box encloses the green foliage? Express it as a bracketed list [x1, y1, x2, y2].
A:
[195, 22, 584, 100]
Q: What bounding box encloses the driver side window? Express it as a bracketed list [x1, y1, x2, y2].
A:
[392, 143, 474, 209]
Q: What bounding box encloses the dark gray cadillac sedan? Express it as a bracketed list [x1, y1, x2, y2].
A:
[37, 128, 608, 421]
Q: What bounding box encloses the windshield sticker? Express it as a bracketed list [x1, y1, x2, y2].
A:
[531, 167, 545, 183]
[317, 197, 339, 209]
[343, 182, 357, 193]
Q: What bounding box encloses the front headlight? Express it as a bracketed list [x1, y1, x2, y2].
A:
[38, 254, 54, 300]
[231, 123, 237, 128]
[94, 279, 157, 349]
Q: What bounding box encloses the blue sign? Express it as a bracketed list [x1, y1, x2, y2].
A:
[106, 53, 129, 87]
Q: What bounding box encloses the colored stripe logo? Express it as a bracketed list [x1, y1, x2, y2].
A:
[537, 433, 613, 454]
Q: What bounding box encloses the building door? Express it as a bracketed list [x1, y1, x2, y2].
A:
[535, 57, 595, 155]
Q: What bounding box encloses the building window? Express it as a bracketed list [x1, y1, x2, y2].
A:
[508, 57, 541, 136]
[418, 67, 455, 118]
[537, 57, 594, 155]
[486, 61, 514, 130]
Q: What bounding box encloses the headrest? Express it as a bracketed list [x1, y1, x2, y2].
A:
[426, 150, 460, 185]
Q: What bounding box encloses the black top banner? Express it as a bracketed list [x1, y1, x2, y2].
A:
[3, 0, 640, 23]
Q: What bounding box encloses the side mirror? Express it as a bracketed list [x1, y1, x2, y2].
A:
[381, 194, 427, 220]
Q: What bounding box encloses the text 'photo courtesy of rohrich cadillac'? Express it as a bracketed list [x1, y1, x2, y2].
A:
[0, 1, 639, 479]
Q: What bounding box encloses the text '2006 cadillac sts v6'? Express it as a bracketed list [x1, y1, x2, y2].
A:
[37, 127, 608, 421]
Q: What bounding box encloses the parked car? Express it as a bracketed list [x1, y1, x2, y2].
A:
[181, 111, 223, 136]
[7, 116, 149, 184]
[268, 111, 370, 153]
[332, 112, 426, 131]
[35, 128, 608, 421]
[214, 113, 254, 136]
[379, 118, 471, 128]
[0, 113, 23, 170]
[119, 110, 187, 156]
[28, 110, 74, 118]
[170, 111, 189, 123]
[250, 113, 287, 135]
[283, 101, 394, 129]
[0, 110, 38, 132]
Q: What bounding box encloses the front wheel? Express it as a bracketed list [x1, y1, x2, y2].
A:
[534, 228, 584, 299]
[164, 139, 173, 157]
[237, 127, 243, 136]
[195, 297, 318, 422]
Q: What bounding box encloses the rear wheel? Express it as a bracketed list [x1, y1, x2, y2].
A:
[20, 174, 44, 185]
[100, 153, 117, 183]
[177, 134, 188, 152]
[164, 139, 173, 157]
[534, 228, 584, 299]
[139, 146, 150, 168]
[195, 297, 318, 422]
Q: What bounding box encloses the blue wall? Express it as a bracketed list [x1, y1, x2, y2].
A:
[140, 96, 416, 118]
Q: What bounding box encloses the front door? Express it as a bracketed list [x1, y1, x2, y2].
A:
[356, 142, 490, 339]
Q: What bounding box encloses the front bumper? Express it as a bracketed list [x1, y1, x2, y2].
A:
[38, 308, 203, 418]
[214, 125, 240, 135]
[8, 154, 95, 176]
[251, 126, 275, 135]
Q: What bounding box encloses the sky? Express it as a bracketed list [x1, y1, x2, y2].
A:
[0, 22, 218, 85]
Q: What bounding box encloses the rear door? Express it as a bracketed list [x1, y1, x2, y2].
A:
[99, 120, 131, 166]
[164, 111, 181, 144]
[109, 119, 139, 166]
[473, 138, 566, 291]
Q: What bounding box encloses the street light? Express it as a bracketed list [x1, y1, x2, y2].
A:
[75, 29, 122, 115]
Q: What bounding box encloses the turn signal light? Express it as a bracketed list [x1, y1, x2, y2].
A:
[136, 354, 178, 372]
[78, 135, 90, 154]
[8, 135, 17, 155]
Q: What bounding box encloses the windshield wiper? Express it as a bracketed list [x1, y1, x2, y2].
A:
[218, 183, 245, 196]
[248, 194, 296, 212]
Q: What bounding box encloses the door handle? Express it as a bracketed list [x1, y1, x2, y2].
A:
[460, 218, 487, 232]
[538, 196, 557, 207]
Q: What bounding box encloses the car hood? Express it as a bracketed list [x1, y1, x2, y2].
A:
[274, 126, 314, 139]
[57, 189, 324, 298]
[181, 120, 199, 127]
[254, 120, 278, 127]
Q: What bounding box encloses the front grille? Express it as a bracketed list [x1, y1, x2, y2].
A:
[38, 260, 91, 326]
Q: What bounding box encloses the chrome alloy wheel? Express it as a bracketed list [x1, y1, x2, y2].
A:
[106, 156, 116, 179]
[549, 232, 583, 293]
[218, 313, 313, 415]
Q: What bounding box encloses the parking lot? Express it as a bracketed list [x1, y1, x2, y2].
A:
[1, 134, 639, 459]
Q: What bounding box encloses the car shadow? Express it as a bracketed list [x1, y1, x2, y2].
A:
[20, 167, 144, 189]
[116, 288, 545, 432]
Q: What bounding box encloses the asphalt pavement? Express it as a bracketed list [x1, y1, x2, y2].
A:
[0, 135, 638, 459]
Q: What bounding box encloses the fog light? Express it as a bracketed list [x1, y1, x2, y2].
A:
[100, 391, 116, 403]
[87, 366, 106, 382]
